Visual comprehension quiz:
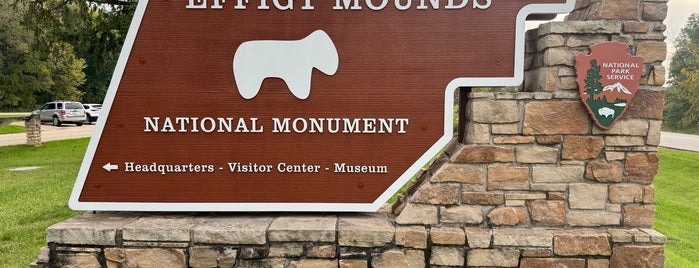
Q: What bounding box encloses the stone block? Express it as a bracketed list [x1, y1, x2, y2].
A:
[453, 145, 514, 163]
[339, 260, 367, 268]
[554, 231, 611, 256]
[440, 205, 484, 224]
[643, 185, 655, 204]
[395, 203, 438, 225]
[569, 184, 608, 210]
[189, 246, 219, 268]
[610, 184, 643, 203]
[492, 228, 553, 247]
[494, 136, 536, 144]
[237, 259, 285, 268]
[505, 192, 546, 200]
[523, 101, 589, 135]
[521, 249, 552, 258]
[289, 259, 337, 268]
[607, 229, 634, 243]
[568, 211, 621, 227]
[105, 248, 186, 268]
[492, 123, 519, 134]
[462, 192, 504, 206]
[516, 146, 559, 164]
[642, 2, 668, 21]
[567, 35, 609, 48]
[465, 122, 490, 144]
[470, 100, 520, 123]
[624, 153, 659, 184]
[623, 21, 649, 33]
[588, 259, 610, 268]
[520, 258, 585, 268]
[487, 207, 527, 226]
[467, 249, 519, 267]
[268, 216, 336, 242]
[464, 227, 491, 248]
[637, 41, 667, 63]
[488, 166, 529, 190]
[121, 216, 200, 242]
[593, 119, 649, 136]
[538, 21, 622, 35]
[240, 247, 268, 259]
[610, 246, 664, 268]
[544, 47, 575, 66]
[430, 247, 465, 267]
[536, 135, 563, 144]
[605, 136, 645, 147]
[537, 34, 565, 50]
[411, 183, 460, 205]
[339, 214, 394, 247]
[431, 227, 465, 245]
[219, 248, 237, 267]
[268, 243, 303, 257]
[647, 65, 666, 86]
[395, 226, 427, 249]
[647, 120, 662, 146]
[371, 250, 411, 268]
[192, 216, 273, 245]
[626, 89, 664, 120]
[532, 165, 585, 183]
[53, 253, 101, 268]
[431, 164, 484, 184]
[306, 244, 336, 258]
[46, 213, 138, 246]
[529, 200, 566, 226]
[597, 0, 639, 20]
[623, 205, 656, 228]
[586, 161, 623, 182]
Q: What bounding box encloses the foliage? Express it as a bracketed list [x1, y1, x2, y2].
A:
[665, 13, 699, 132]
[0, 0, 135, 111]
[654, 148, 699, 267]
[0, 138, 87, 266]
[0, 2, 51, 109]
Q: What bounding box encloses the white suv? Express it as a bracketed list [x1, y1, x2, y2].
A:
[83, 104, 102, 123]
[33, 101, 87, 126]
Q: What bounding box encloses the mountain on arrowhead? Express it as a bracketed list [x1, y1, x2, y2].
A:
[594, 82, 633, 103]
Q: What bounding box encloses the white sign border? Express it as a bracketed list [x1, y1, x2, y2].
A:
[69, 0, 576, 212]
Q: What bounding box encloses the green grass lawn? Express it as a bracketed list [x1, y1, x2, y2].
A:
[0, 139, 697, 267]
[654, 148, 699, 268]
[0, 125, 26, 135]
[0, 139, 86, 267]
[0, 113, 30, 119]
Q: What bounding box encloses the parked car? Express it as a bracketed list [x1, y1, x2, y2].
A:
[83, 103, 102, 123]
[32, 101, 86, 126]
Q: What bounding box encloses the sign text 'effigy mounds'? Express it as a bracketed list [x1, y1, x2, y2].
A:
[70, 0, 575, 211]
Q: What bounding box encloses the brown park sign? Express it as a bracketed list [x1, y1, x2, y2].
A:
[70, 0, 575, 211]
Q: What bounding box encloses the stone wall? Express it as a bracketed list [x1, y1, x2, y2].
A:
[34, 0, 669, 267]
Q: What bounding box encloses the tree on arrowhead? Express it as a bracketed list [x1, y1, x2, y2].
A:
[584, 59, 603, 98]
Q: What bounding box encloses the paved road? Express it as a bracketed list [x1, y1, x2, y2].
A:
[660, 131, 699, 152]
[0, 121, 95, 147]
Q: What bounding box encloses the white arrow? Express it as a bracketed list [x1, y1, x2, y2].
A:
[103, 163, 119, 172]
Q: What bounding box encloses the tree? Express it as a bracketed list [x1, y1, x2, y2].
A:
[665, 13, 699, 131]
[15, 0, 136, 106]
[0, 2, 52, 110]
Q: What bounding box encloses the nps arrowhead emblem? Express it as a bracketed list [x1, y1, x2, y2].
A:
[575, 42, 644, 130]
[102, 163, 118, 172]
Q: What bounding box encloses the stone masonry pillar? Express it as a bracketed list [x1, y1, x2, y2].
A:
[25, 114, 41, 146]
